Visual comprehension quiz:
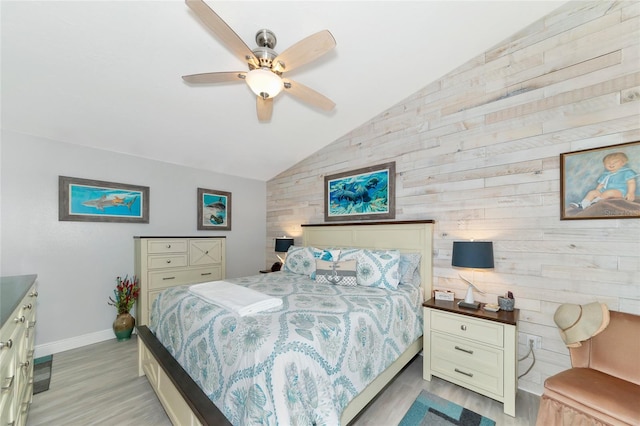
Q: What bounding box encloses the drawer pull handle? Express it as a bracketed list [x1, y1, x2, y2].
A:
[29, 291, 38, 298]
[454, 368, 474, 378]
[166, 244, 171, 248]
[23, 303, 33, 310]
[2, 375, 14, 391]
[0, 339, 13, 350]
[20, 360, 30, 369]
[454, 345, 474, 355]
[14, 316, 26, 323]
[162, 276, 176, 281]
[460, 325, 467, 331]
[205, 250, 209, 254]
[201, 272, 212, 276]
[166, 259, 172, 264]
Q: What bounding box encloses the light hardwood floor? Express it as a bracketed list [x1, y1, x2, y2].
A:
[27, 336, 540, 425]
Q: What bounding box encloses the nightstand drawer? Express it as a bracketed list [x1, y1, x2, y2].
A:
[147, 255, 188, 269]
[147, 240, 188, 254]
[431, 310, 504, 347]
[148, 267, 221, 290]
[432, 332, 503, 396]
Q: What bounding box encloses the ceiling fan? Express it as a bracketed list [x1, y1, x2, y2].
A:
[182, 0, 336, 122]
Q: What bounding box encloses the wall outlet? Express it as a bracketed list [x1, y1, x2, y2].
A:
[527, 334, 542, 349]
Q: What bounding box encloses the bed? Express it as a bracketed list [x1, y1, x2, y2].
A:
[137, 220, 434, 425]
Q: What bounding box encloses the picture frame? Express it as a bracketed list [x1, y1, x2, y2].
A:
[560, 141, 640, 220]
[324, 162, 396, 222]
[198, 188, 231, 230]
[59, 176, 149, 223]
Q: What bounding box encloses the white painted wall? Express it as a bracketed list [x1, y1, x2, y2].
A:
[266, 1, 640, 395]
[1, 130, 266, 355]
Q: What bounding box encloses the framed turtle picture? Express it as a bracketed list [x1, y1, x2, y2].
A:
[324, 162, 395, 222]
[197, 188, 231, 230]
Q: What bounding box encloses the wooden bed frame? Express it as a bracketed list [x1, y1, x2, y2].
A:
[137, 220, 434, 425]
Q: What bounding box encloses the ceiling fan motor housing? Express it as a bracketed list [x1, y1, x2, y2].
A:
[250, 29, 281, 72]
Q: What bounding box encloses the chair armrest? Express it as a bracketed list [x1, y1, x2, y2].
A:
[569, 339, 592, 368]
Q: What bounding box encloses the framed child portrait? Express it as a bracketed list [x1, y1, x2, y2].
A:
[560, 141, 640, 220]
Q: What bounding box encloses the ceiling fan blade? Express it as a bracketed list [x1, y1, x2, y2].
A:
[182, 71, 246, 84]
[256, 97, 273, 121]
[282, 78, 335, 111]
[273, 30, 336, 73]
[185, 0, 258, 68]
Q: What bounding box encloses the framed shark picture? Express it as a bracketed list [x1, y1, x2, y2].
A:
[58, 176, 149, 223]
[197, 187, 231, 230]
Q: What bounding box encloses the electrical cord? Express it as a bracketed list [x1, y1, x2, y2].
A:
[518, 339, 536, 379]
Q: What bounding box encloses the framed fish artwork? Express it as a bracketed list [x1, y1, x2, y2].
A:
[58, 176, 149, 223]
[324, 162, 396, 222]
[197, 187, 231, 230]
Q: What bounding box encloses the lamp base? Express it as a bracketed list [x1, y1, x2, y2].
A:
[458, 300, 480, 310]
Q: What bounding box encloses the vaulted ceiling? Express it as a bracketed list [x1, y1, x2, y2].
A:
[2, 1, 565, 181]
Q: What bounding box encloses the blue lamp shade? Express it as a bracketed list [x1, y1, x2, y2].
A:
[275, 237, 294, 253]
[452, 241, 494, 269]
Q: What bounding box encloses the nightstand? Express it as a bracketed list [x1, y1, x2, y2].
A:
[423, 298, 519, 416]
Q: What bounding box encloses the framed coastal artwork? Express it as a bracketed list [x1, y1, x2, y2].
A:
[58, 176, 149, 223]
[560, 141, 640, 220]
[324, 162, 396, 222]
[198, 187, 231, 230]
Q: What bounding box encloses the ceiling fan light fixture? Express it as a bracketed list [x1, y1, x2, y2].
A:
[245, 68, 284, 99]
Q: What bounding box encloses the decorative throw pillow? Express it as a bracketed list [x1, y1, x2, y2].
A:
[313, 248, 341, 261]
[339, 249, 401, 290]
[283, 246, 316, 276]
[399, 252, 421, 287]
[315, 259, 357, 287]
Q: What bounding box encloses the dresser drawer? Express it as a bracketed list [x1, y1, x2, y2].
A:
[148, 267, 221, 290]
[431, 310, 504, 347]
[147, 240, 188, 254]
[189, 239, 222, 266]
[431, 332, 504, 396]
[147, 255, 188, 270]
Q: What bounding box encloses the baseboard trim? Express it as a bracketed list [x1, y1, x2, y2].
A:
[34, 328, 136, 358]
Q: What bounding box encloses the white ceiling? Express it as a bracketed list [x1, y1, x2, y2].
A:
[2, 1, 565, 181]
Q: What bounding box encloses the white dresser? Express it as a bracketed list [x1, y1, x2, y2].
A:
[423, 298, 519, 416]
[0, 274, 38, 426]
[134, 237, 226, 326]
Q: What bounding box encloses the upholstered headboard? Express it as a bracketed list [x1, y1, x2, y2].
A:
[302, 220, 434, 300]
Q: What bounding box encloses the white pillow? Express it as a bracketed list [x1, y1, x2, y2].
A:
[399, 253, 421, 287]
[283, 246, 316, 276]
[340, 249, 401, 290]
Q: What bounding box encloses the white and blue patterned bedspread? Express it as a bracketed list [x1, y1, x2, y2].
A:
[150, 271, 423, 425]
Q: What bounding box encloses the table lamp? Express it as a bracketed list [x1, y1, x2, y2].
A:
[451, 241, 494, 309]
[273, 237, 294, 271]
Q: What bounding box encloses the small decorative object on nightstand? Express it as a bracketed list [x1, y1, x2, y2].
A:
[423, 298, 519, 417]
[451, 240, 494, 309]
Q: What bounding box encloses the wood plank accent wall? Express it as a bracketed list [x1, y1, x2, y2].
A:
[266, 1, 640, 395]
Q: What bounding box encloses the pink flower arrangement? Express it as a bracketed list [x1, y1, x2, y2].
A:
[108, 275, 140, 314]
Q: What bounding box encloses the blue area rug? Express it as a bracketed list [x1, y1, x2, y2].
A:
[399, 390, 496, 426]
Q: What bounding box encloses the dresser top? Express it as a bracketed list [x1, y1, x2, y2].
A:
[133, 236, 226, 239]
[1, 274, 37, 327]
[424, 298, 519, 326]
